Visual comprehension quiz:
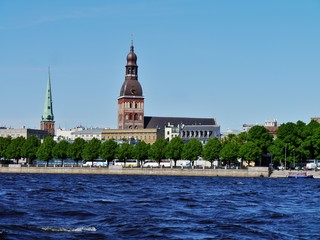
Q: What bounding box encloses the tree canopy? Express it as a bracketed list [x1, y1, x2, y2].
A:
[100, 139, 119, 166]
[36, 136, 56, 164]
[82, 138, 101, 162]
[165, 137, 184, 166]
[21, 136, 40, 164]
[182, 139, 202, 164]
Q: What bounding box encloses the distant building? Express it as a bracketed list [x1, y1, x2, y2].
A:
[311, 117, 320, 123]
[0, 128, 48, 140]
[146, 117, 220, 143]
[242, 119, 278, 138]
[102, 42, 220, 144]
[264, 119, 278, 139]
[165, 124, 180, 141]
[102, 128, 161, 144]
[71, 127, 104, 141]
[40, 69, 55, 136]
[54, 126, 86, 141]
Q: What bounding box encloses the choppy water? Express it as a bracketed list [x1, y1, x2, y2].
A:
[0, 174, 319, 240]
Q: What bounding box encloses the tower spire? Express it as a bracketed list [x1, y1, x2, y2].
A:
[118, 42, 144, 129]
[40, 68, 55, 135]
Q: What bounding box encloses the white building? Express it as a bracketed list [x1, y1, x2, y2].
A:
[165, 124, 180, 141]
[71, 127, 105, 141]
[55, 126, 105, 141]
[54, 126, 85, 141]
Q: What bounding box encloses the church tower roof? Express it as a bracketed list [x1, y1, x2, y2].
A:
[119, 42, 143, 97]
[42, 68, 54, 121]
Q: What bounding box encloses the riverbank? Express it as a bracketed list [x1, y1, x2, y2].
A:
[1, 165, 319, 178]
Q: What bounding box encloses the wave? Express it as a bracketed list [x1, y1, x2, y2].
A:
[41, 226, 96, 232]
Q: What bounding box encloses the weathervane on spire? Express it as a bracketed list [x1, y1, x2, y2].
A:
[131, 33, 134, 47]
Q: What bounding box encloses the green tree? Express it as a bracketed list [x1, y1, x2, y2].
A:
[100, 139, 118, 166]
[21, 136, 41, 164]
[0, 136, 12, 161]
[234, 132, 248, 145]
[36, 136, 56, 166]
[116, 143, 133, 166]
[219, 141, 239, 166]
[238, 141, 262, 166]
[165, 137, 184, 167]
[82, 138, 101, 166]
[148, 139, 168, 166]
[247, 126, 273, 154]
[202, 137, 221, 168]
[67, 138, 86, 166]
[181, 139, 202, 166]
[268, 138, 285, 166]
[6, 136, 26, 164]
[132, 141, 150, 166]
[52, 140, 70, 166]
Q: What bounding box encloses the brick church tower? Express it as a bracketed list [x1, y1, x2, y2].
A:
[40, 69, 55, 136]
[118, 42, 144, 129]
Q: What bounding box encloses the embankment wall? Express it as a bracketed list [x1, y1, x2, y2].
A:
[0, 165, 270, 178]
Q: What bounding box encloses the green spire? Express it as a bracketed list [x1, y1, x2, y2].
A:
[42, 68, 54, 121]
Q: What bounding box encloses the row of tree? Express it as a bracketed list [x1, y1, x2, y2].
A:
[1, 120, 320, 167]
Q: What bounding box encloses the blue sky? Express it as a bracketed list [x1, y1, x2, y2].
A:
[1, 0, 319, 132]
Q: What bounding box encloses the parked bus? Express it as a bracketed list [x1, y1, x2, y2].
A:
[112, 159, 140, 167]
[82, 159, 108, 167]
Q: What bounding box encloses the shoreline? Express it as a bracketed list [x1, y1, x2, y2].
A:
[1, 165, 319, 178]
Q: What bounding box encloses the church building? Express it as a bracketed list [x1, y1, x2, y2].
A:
[40, 69, 55, 136]
[102, 43, 220, 144]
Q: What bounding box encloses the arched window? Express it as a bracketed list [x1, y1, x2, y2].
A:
[134, 113, 138, 120]
[128, 68, 131, 74]
[129, 113, 133, 120]
[129, 102, 132, 108]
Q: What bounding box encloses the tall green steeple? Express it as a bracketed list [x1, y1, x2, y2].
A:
[42, 68, 54, 121]
[40, 68, 55, 136]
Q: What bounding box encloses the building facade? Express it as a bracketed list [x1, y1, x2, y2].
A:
[40, 69, 55, 136]
[71, 128, 104, 141]
[102, 128, 161, 144]
[0, 128, 48, 140]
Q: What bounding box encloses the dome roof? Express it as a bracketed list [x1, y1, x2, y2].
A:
[126, 46, 137, 66]
[120, 79, 143, 97]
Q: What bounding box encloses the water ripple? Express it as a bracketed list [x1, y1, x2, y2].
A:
[0, 174, 319, 239]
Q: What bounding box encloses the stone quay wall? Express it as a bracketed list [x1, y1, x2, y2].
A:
[0, 165, 272, 178]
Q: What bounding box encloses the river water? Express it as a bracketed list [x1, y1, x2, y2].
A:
[0, 174, 319, 240]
